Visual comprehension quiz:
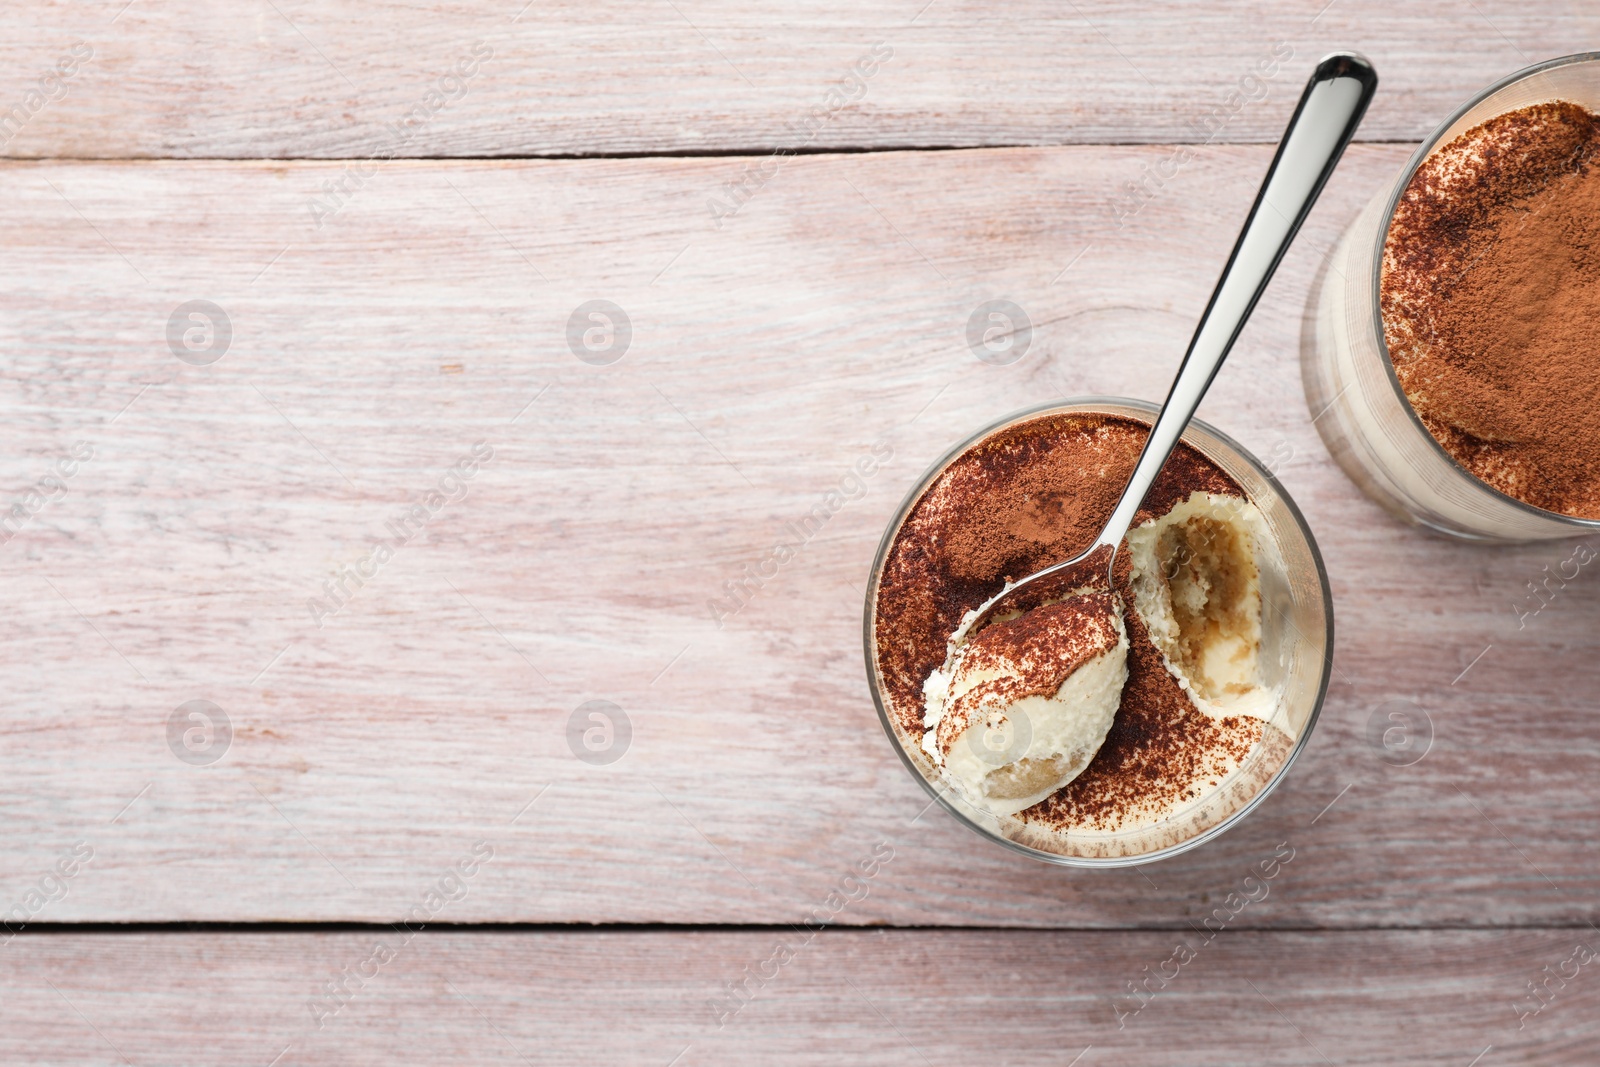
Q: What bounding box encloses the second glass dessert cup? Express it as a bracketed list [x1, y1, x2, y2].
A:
[863, 398, 1333, 867]
[1304, 52, 1600, 542]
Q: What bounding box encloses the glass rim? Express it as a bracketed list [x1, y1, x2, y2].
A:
[862, 396, 1335, 868]
[1367, 51, 1600, 531]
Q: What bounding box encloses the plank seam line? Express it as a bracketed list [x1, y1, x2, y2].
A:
[6, 921, 1594, 935]
[0, 139, 1426, 164]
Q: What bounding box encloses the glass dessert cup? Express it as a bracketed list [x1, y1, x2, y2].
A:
[864, 398, 1333, 867]
[1304, 52, 1600, 542]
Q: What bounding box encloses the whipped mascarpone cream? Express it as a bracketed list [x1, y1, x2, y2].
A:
[1126, 491, 1278, 723]
[921, 592, 1128, 816]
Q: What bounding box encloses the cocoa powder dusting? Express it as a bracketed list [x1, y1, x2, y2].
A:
[873, 411, 1263, 831]
[1030, 582, 1261, 830]
[937, 593, 1122, 759]
[1382, 100, 1600, 518]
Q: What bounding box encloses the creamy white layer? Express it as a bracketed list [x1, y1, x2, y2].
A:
[1126, 491, 1279, 723]
[921, 596, 1128, 817]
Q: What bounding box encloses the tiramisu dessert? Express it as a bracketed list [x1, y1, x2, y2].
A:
[872, 410, 1300, 857]
[1382, 100, 1600, 519]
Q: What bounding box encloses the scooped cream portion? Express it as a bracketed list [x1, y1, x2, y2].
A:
[921, 593, 1129, 816]
[1126, 491, 1277, 722]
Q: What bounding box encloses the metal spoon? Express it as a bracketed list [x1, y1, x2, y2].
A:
[956, 52, 1377, 642]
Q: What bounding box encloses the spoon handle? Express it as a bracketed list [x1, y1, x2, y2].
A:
[1095, 52, 1377, 553]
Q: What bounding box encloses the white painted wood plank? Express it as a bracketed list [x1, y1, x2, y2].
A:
[0, 929, 1592, 1064]
[1, 1, 1594, 157]
[0, 145, 1597, 926]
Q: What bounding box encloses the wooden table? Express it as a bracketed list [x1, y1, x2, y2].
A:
[3, 2, 1597, 1063]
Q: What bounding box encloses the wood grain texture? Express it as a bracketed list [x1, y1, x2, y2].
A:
[0, 1, 1596, 158]
[2, 143, 1599, 927]
[2, 928, 1596, 1064]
